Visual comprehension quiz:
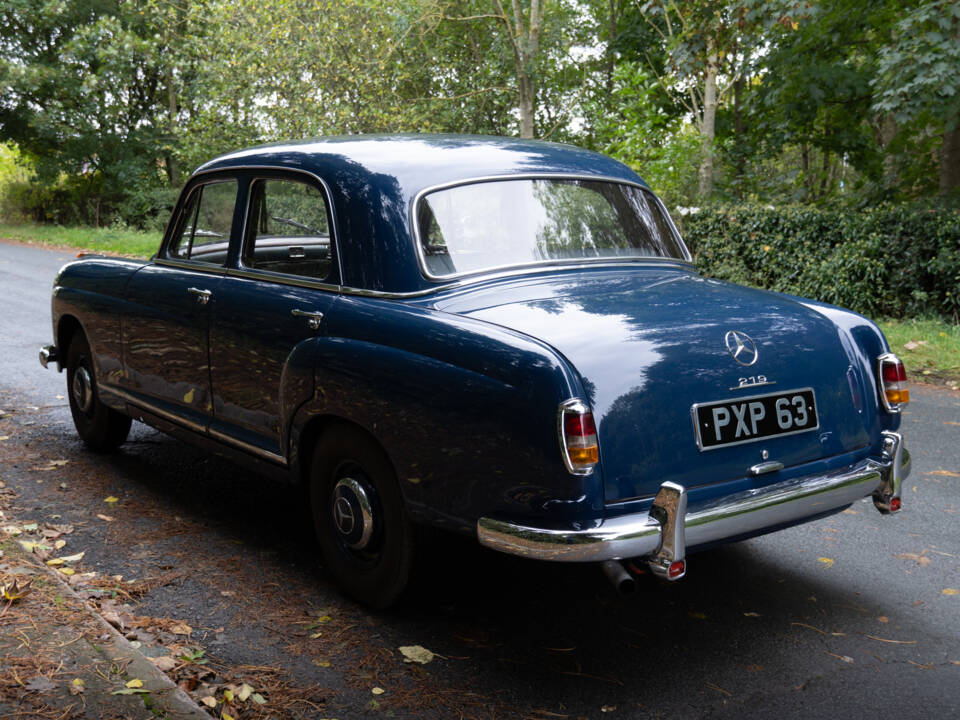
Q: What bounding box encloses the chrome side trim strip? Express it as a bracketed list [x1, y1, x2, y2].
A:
[101, 385, 287, 466]
[477, 438, 909, 563]
[226, 267, 341, 293]
[154, 258, 228, 275]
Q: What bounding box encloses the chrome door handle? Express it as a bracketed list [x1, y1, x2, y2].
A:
[292, 308, 324, 330]
[187, 287, 212, 305]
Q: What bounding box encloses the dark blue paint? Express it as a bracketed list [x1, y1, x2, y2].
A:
[49, 135, 900, 541]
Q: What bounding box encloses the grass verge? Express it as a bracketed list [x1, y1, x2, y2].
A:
[877, 317, 960, 386]
[0, 221, 158, 258]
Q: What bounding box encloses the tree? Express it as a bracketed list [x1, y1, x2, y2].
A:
[873, 0, 960, 197]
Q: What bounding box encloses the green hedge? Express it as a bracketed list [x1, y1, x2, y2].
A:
[681, 205, 960, 321]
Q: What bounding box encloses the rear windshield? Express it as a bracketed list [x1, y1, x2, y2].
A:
[416, 178, 688, 278]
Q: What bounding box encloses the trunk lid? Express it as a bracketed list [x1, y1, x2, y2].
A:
[432, 267, 871, 502]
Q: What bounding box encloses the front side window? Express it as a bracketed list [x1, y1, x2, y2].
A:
[168, 180, 238, 265]
[244, 178, 332, 281]
[417, 178, 688, 278]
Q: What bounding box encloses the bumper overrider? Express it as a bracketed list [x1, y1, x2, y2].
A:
[477, 431, 910, 580]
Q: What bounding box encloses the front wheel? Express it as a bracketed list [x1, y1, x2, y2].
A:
[66, 331, 131, 452]
[310, 426, 413, 609]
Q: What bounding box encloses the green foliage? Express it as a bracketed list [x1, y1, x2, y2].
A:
[0, 221, 160, 257]
[682, 205, 960, 320]
[589, 64, 702, 207]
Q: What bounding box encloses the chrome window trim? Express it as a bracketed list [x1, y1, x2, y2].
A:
[164, 176, 240, 266]
[225, 266, 341, 293]
[154, 258, 229, 276]
[410, 173, 694, 283]
[234, 170, 342, 285]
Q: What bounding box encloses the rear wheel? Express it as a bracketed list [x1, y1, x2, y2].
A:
[310, 426, 413, 609]
[66, 332, 131, 452]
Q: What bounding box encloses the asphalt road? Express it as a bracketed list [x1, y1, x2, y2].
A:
[1, 239, 958, 719]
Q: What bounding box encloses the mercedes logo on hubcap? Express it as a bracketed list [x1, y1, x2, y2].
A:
[725, 330, 759, 366]
[333, 496, 356, 535]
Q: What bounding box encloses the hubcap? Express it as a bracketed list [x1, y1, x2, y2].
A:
[332, 477, 374, 550]
[72, 366, 94, 414]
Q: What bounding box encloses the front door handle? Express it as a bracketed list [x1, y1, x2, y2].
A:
[292, 308, 324, 330]
[187, 287, 212, 305]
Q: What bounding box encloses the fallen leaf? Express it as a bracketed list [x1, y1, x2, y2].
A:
[399, 645, 435, 664]
[250, 692, 267, 705]
[54, 540, 66, 550]
[104, 496, 119, 505]
[743, 612, 762, 617]
[97, 514, 114, 522]
[310, 632, 323, 639]
[47, 460, 69, 467]
[200, 696, 217, 708]
[878, 616, 889, 623]
[237, 683, 254, 701]
[183, 389, 195, 403]
[25, 676, 56, 692]
[818, 557, 835, 568]
[170, 622, 192, 635]
[0, 436, 8, 441]
[45, 558, 64, 566]
[944, 421, 960, 427]
[126, 679, 144, 689]
[372, 687, 385, 695]
[842, 509, 860, 515]
[69, 678, 85, 695]
[112, 688, 149, 695]
[2, 525, 22, 536]
[312, 659, 331, 667]
[223, 689, 234, 702]
[1, 578, 34, 601]
[601, 705, 617, 713]
[59, 567, 75, 575]
[223, 714, 234, 720]
[895, 552, 932, 567]
[943, 588, 959, 596]
[22, 522, 39, 531]
[59, 551, 85, 563]
[705, 682, 732, 697]
[150, 656, 176, 672]
[923, 470, 960, 477]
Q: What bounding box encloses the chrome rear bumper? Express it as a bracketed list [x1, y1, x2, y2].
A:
[477, 432, 910, 568]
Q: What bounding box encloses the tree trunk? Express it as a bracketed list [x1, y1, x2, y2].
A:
[939, 118, 960, 196]
[697, 39, 718, 200]
[878, 114, 897, 191]
[518, 75, 535, 139]
[165, 66, 179, 187]
[733, 73, 744, 200]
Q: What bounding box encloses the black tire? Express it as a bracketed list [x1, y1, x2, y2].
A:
[310, 425, 413, 609]
[66, 331, 132, 452]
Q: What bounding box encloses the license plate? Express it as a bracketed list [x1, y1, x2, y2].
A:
[692, 388, 819, 451]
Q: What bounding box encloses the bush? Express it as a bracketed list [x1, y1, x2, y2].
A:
[681, 205, 960, 321]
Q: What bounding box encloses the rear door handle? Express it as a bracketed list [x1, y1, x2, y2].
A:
[187, 287, 212, 305]
[292, 308, 324, 330]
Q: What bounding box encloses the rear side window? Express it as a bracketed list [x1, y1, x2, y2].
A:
[168, 180, 238, 265]
[243, 178, 332, 281]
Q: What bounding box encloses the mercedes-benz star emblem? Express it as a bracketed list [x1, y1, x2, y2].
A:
[725, 330, 759, 366]
[333, 496, 355, 535]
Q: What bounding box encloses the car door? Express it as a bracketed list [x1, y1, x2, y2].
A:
[207, 173, 338, 462]
[122, 177, 240, 432]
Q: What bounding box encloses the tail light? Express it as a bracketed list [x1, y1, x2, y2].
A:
[877, 353, 909, 412]
[559, 399, 599, 475]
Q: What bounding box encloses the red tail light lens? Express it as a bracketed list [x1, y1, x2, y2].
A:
[877, 353, 909, 412]
[559, 400, 599, 474]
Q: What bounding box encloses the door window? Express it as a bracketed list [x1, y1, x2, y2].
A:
[168, 180, 238, 265]
[244, 179, 333, 281]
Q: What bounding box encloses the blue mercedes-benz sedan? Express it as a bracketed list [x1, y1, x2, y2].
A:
[40, 135, 910, 607]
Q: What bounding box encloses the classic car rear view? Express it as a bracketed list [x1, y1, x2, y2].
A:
[39, 135, 911, 607]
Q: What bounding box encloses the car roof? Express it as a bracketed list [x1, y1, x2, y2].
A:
[191, 135, 652, 295]
[193, 134, 647, 198]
